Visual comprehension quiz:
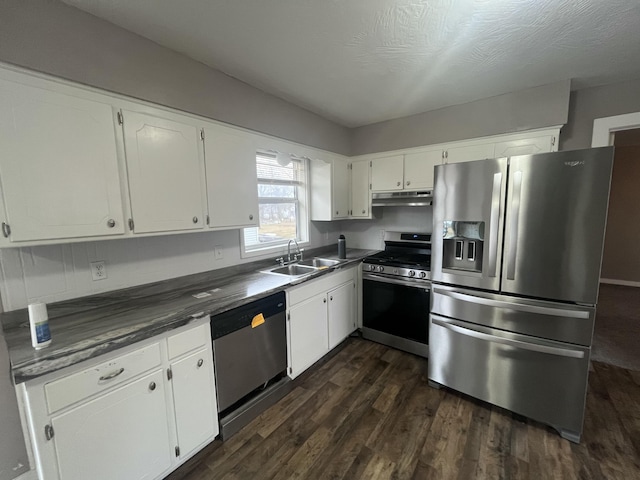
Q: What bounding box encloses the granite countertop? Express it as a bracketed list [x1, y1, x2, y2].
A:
[1, 247, 377, 384]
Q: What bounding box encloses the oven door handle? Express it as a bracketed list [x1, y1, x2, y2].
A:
[363, 273, 430, 290]
[430, 315, 585, 359]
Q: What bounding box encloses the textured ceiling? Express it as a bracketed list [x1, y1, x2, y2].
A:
[61, 0, 640, 127]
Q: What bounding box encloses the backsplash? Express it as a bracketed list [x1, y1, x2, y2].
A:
[338, 207, 433, 250]
[0, 222, 339, 312]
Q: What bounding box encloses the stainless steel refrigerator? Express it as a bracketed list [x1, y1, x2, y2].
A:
[429, 147, 614, 443]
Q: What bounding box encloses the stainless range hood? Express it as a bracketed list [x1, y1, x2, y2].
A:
[372, 191, 433, 207]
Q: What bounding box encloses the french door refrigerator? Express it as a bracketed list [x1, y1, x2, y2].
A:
[429, 147, 614, 443]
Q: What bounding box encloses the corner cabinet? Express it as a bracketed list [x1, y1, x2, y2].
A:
[121, 109, 208, 234]
[349, 160, 371, 218]
[0, 77, 126, 243]
[286, 266, 357, 378]
[202, 124, 259, 229]
[17, 319, 218, 480]
[310, 156, 350, 221]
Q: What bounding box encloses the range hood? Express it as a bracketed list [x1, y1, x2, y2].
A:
[371, 191, 433, 207]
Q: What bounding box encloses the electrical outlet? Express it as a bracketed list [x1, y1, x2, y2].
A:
[90, 261, 107, 281]
[214, 245, 223, 260]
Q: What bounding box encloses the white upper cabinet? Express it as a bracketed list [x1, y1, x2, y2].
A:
[444, 142, 495, 164]
[203, 124, 258, 228]
[494, 134, 557, 157]
[310, 156, 349, 221]
[121, 110, 207, 234]
[350, 160, 371, 218]
[0, 78, 125, 242]
[371, 155, 404, 191]
[403, 149, 442, 190]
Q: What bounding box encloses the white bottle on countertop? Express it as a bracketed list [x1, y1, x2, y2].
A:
[28, 303, 51, 350]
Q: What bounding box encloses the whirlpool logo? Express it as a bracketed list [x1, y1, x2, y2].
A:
[564, 160, 585, 167]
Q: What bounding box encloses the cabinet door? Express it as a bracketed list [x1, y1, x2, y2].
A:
[288, 295, 329, 378]
[203, 125, 258, 228]
[332, 159, 349, 219]
[404, 149, 442, 190]
[50, 370, 172, 480]
[328, 281, 355, 349]
[122, 110, 206, 234]
[494, 135, 556, 157]
[171, 348, 218, 458]
[0, 79, 125, 242]
[350, 160, 370, 218]
[371, 155, 404, 191]
[445, 143, 495, 164]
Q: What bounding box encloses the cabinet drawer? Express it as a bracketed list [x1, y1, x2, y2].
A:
[45, 343, 162, 413]
[167, 322, 210, 360]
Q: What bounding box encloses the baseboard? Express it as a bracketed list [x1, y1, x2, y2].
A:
[600, 278, 640, 288]
[12, 469, 37, 480]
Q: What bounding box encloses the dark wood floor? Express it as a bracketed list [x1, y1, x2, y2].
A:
[170, 338, 640, 480]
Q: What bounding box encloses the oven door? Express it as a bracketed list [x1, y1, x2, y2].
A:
[362, 272, 430, 357]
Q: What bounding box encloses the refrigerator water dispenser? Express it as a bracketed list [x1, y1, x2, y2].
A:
[442, 221, 484, 273]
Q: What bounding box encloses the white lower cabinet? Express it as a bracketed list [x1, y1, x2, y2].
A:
[286, 266, 357, 378]
[288, 294, 330, 378]
[170, 347, 218, 459]
[50, 369, 172, 480]
[328, 281, 355, 350]
[18, 319, 218, 480]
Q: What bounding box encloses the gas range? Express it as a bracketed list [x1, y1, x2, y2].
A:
[362, 232, 431, 281]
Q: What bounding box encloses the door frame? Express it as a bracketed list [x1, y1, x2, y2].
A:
[592, 112, 640, 147]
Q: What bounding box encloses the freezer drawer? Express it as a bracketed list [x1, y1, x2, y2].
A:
[431, 285, 595, 345]
[428, 314, 590, 443]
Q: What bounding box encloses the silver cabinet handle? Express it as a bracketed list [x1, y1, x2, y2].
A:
[323, 298, 327, 303]
[1, 222, 10, 238]
[107, 219, 116, 228]
[336, 211, 339, 215]
[488, 172, 502, 277]
[249, 214, 254, 220]
[193, 216, 198, 223]
[149, 381, 156, 391]
[197, 358, 204, 368]
[99, 367, 125, 381]
[432, 287, 590, 319]
[506, 171, 522, 280]
[396, 181, 401, 186]
[362, 210, 366, 214]
[406, 180, 411, 186]
[330, 296, 333, 301]
[431, 315, 585, 359]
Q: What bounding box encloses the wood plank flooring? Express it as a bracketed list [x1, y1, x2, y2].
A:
[169, 338, 640, 480]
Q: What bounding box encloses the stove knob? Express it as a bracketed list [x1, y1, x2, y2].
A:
[419, 271, 427, 279]
[369, 264, 375, 271]
[408, 270, 415, 277]
[378, 266, 384, 273]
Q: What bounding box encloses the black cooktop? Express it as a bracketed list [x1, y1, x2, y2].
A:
[363, 251, 431, 270]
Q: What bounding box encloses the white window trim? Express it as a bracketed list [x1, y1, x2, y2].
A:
[240, 152, 311, 259]
[592, 112, 640, 147]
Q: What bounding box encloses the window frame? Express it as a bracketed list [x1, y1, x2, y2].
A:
[240, 150, 310, 258]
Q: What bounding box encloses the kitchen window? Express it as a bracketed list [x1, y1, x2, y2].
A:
[242, 151, 309, 256]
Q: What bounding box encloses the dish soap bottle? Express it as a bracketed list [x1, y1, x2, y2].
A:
[338, 235, 346, 259]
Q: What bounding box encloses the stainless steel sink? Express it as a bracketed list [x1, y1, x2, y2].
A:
[297, 257, 341, 268]
[262, 264, 318, 277]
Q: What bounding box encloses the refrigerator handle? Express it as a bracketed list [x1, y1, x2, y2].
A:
[506, 171, 523, 280]
[487, 172, 502, 277]
[430, 315, 585, 359]
[432, 287, 591, 319]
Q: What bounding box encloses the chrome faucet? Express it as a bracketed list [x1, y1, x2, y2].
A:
[287, 239, 303, 263]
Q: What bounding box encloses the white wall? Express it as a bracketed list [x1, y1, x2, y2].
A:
[336, 207, 433, 251]
[0, 222, 339, 312]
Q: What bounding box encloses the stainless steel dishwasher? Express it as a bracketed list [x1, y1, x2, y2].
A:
[211, 291, 291, 439]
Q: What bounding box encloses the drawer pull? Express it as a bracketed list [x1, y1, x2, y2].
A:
[197, 358, 204, 368]
[99, 368, 125, 382]
[149, 381, 156, 391]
